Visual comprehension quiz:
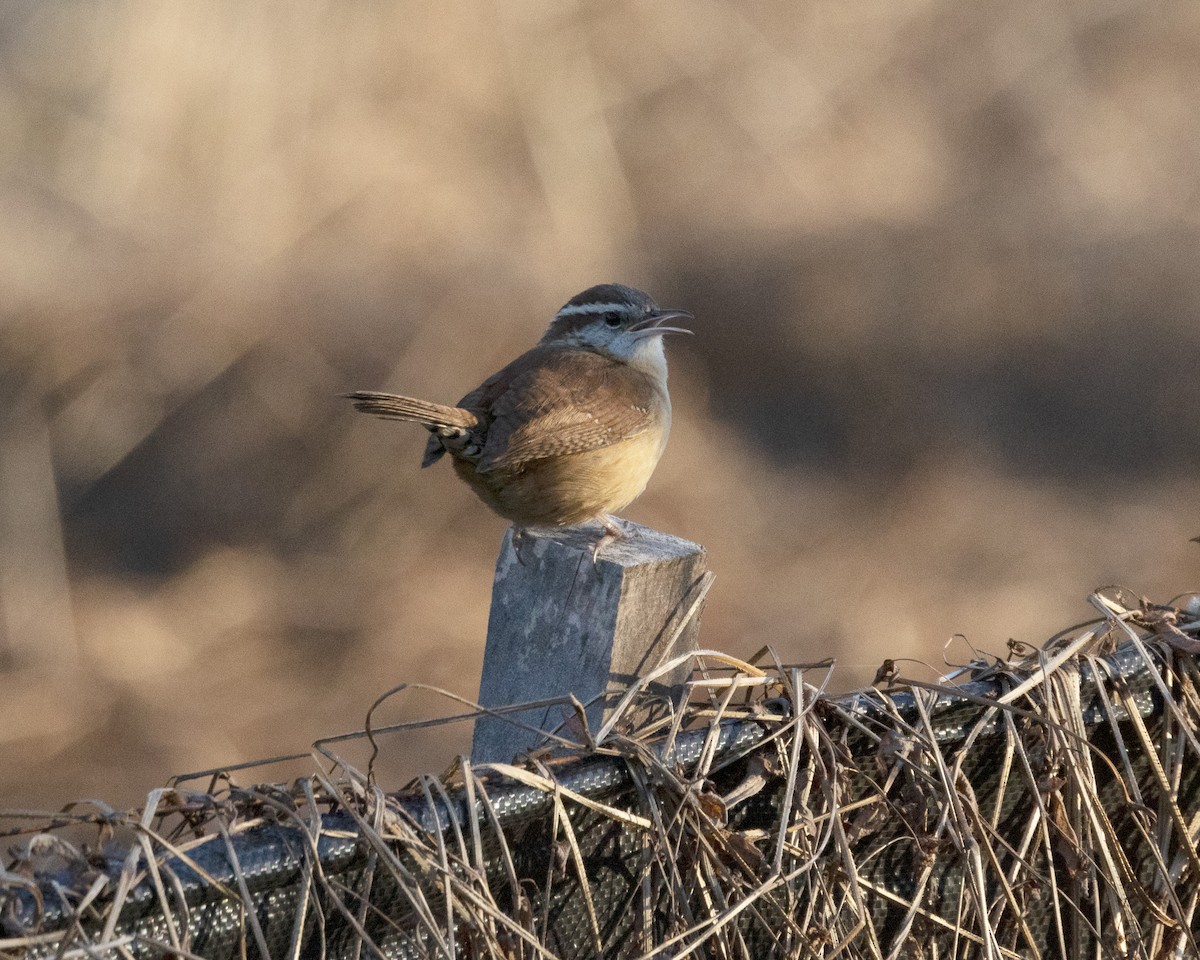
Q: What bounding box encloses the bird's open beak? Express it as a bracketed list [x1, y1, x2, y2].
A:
[630, 309, 694, 339]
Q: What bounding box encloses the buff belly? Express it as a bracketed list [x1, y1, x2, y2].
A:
[451, 425, 668, 527]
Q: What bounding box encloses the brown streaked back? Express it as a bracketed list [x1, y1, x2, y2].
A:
[458, 345, 666, 472]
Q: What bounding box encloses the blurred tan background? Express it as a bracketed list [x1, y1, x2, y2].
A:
[1, 0, 1198, 809]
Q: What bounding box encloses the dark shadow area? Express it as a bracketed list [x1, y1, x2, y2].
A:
[667, 225, 1200, 488]
[60, 348, 342, 578]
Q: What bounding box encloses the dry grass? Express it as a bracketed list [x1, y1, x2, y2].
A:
[3, 587, 1199, 958]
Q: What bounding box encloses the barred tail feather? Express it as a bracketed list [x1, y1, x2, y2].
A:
[342, 391, 477, 432]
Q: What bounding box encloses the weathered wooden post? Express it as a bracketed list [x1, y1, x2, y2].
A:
[471, 522, 708, 763]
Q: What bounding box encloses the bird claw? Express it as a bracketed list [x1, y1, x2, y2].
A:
[512, 527, 530, 566]
[590, 516, 626, 566]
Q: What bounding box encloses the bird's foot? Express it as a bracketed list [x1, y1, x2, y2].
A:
[590, 515, 627, 566]
[512, 526, 531, 566]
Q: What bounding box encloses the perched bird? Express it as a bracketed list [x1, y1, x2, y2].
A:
[345, 283, 692, 557]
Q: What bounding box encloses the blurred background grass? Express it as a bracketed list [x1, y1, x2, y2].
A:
[1, 0, 1198, 809]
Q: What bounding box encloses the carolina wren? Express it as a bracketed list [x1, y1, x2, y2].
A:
[346, 283, 692, 554]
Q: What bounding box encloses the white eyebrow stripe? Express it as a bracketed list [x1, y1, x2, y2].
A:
[555, 302, 628, 318]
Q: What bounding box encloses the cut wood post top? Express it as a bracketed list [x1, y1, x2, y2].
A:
[471, 521, 709, 765]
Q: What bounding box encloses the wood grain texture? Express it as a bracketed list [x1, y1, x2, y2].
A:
[471, 522, 707, 764]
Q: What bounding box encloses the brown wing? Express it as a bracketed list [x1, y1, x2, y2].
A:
[458, 347, 659, 473]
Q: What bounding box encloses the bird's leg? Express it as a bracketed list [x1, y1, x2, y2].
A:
[590, 514, 626, 565]
[512, 526, 530, 566]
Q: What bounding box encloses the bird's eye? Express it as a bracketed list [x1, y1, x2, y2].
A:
[603, 311, 622, 327]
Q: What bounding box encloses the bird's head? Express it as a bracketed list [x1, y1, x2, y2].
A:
[541, 284, 692, 371]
